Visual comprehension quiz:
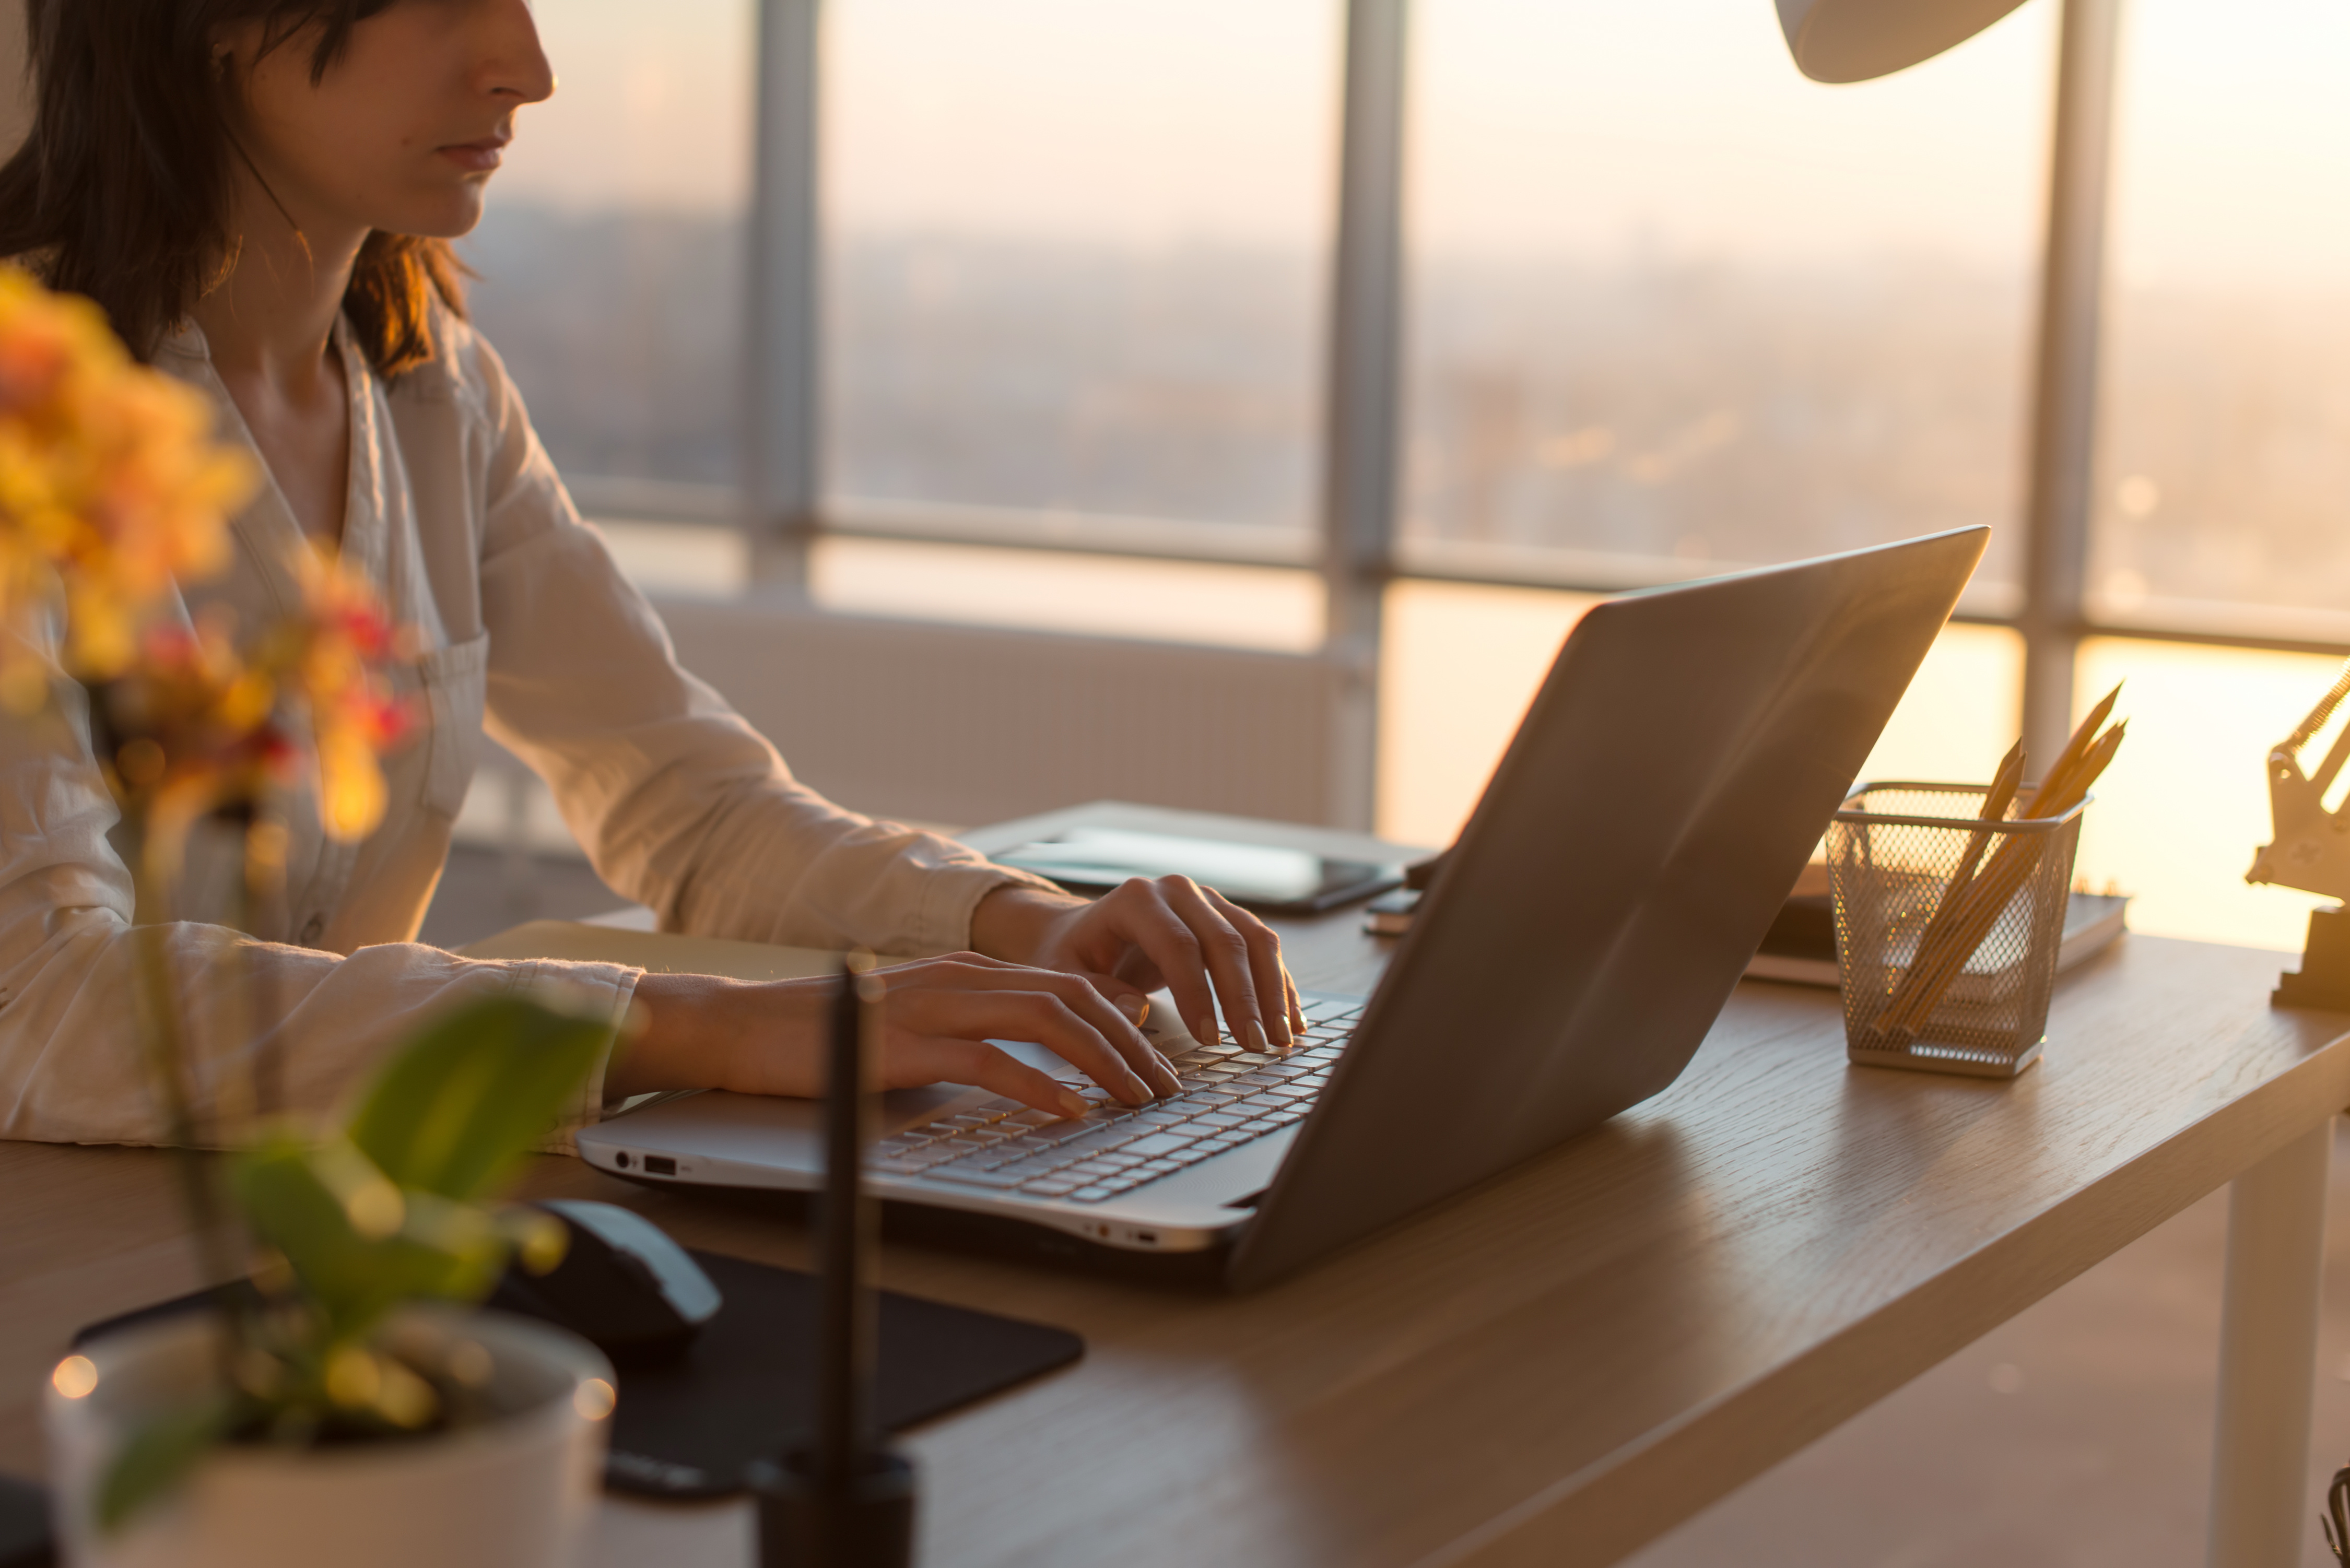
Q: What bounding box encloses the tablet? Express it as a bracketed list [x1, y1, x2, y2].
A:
[994, 826, 1404, 915]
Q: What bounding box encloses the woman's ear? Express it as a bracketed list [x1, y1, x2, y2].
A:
[207, 18, 267, 75]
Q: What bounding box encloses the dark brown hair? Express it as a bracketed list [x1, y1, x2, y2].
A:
[0, 0, 466, 376]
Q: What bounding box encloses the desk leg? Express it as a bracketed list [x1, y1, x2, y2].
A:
[2208, 1118, 2332, 1568]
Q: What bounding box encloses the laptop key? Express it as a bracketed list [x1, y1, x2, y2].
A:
[1071, 1186, 1115, 1203]
[928, 1168, 1025, 1188]
[1122, 1133, 1195, 1158]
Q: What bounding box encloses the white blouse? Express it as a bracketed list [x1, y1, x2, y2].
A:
[0, 309, 1051, 1150]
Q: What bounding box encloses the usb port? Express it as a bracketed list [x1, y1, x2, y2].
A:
[643, 1155, 677, 1176]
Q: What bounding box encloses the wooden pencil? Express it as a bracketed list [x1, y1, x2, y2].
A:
[1875, 720, 2124, 1042]
[1867, 744, 2024, 1038]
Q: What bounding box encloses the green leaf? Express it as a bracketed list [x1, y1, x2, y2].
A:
[345, 995, 612, 1201]
[97, 1393, 236, 1533]
[230, 1138, 506, 1339]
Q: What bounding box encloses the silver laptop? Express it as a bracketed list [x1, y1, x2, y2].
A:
[578, 528, 1988, 1289]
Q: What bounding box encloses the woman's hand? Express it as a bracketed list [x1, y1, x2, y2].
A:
[969, 878, 1306, 1053]
[606, 953, 1184, 1117]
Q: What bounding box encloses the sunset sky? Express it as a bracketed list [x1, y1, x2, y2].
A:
[498, 0, 2350, 290]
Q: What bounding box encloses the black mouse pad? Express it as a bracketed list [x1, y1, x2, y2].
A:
[78, 1249, 1083, 1500]
[0, 1472, 52, 1568]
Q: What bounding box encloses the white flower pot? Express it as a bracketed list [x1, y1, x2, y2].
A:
[44, 1306, 614, 1568]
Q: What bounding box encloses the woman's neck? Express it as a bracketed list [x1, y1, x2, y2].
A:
[188, 178, 368, 397]
[190, 168, 367, 546]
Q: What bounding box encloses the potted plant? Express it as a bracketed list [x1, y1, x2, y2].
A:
[43, 995, 622, 1568]
[2, 267, 629, 1564]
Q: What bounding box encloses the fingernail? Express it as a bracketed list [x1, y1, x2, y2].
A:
[1116, 994, 1148, 1025]
[1246, 1020, 1272, 1054]
[1058, 1090, 1090, 1119]
[1194, 1015, 1220, 1047]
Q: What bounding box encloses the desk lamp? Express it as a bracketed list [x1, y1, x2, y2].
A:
[2248, 662, 2350, 1010]
[1774, 0, 2034, 80]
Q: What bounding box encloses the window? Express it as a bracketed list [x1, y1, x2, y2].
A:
[825, 0, 1337, 536]
[457, 0, 2350, 954]
[462, 0, 755, 491]
[2088, 0, 2350, 643]
[1403, 0, 2053, 600]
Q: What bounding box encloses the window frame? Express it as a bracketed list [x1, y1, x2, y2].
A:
[545, 0, 2337, 827]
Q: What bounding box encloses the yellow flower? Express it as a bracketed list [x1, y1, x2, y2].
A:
[99, 609, 287, 883]
[101, 549, 416, 871]
[0, 266, 255, 709]
[274, 547, 414, 843]
[4, 269, 413, 866]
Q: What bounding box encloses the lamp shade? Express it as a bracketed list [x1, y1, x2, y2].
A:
[1775, 0, 2033, 81]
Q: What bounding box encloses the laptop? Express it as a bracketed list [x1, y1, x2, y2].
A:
[578, 527, 1988, 1289]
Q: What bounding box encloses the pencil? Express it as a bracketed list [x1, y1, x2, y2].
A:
[1869, 744, 2024, 1038]
[2025, 685, 2121, 816]
[1875, 720, 2125, 1042]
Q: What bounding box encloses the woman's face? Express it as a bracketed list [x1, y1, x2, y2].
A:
[224, 0, 555, 243]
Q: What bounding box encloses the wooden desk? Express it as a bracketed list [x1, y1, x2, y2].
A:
[4, 916, 2346, 1568]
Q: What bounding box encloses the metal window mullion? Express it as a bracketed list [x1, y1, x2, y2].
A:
[2018, 0, 2123, 767]
[744, 0, 822, 595]
[1320, 0, 1410, 832]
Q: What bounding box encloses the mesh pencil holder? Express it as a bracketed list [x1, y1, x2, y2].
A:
[1827, 782, 2088, 1079]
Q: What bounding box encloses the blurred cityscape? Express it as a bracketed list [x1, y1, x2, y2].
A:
[462, 202, 2350, 620]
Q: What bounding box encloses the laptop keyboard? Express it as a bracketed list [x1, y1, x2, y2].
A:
[870, 995, 1365, 1204]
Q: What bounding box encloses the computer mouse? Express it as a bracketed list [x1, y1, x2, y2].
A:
[488, 1199, 723, 1365]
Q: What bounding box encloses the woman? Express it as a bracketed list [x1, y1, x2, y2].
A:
[0, 0, 1301, 1146]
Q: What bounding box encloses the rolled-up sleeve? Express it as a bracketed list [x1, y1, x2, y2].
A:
[0, 611, 641, 1151]
[0, 313, 1062, 1154]
[464, 336, 1057, 957]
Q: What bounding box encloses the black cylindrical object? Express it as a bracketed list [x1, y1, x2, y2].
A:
[757, 956, 916, 1568]
[753, 1447, 916, 1568]
[817, 958, 876, 1487]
